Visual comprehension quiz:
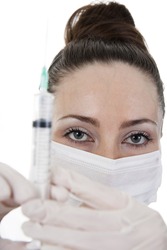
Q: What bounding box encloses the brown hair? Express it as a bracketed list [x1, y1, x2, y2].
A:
[48, 2, 165, 117]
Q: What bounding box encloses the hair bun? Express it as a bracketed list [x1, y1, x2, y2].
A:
[65, 2, 147, 51]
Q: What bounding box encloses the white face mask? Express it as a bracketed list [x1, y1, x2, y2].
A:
[51, 142, 162, 205]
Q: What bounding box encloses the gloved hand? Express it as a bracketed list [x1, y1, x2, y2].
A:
[0, 162, 37, 220]
[0, 238, 27, 250]
[22, 167, 167, 250]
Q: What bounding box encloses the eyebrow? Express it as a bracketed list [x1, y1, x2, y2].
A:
[58, 115, 157, 129]
[119, 118, 157, 129]
[58, 114, 100, 127]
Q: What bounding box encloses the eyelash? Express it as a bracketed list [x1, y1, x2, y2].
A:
[63, 128, 152, 148]
[64, 127, 94, 144]
[122, 131, 152, 148]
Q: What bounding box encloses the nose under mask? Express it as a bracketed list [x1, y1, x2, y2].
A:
[51, 142, 162, 205]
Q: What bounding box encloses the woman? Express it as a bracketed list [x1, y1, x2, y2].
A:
[21, 1, 167, 249]
[1, 1, 167, 249]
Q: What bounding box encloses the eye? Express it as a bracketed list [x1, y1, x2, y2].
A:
[64, 128, 94, 143]
[123, 131, 152, 146]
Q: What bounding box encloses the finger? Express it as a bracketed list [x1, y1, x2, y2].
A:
[51, 167, 128, 209]
[50, 185, 69, 202]
[22, 217, 166, 250]
[22, 199, 125, 231]
[0, 162, 37, 204]
[0, 175, 11, 201]
[42, 244, 72, 250]
[22, 221, 131, 250]
[22, 199, 164, 234]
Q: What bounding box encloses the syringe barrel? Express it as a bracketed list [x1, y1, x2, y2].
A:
[30, 91, 54, 199]
[33, 91, 54, 121]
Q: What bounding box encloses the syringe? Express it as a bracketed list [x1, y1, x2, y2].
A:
[29, 66, 54, 199]
[0, 66, 54, 249]
[26, 67, 54, 250]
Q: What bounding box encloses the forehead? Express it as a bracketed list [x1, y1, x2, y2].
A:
[57, 61, 156, 93]
[54, 62, 158, 118]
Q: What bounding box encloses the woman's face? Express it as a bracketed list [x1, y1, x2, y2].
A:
[52, 62, 163, 159]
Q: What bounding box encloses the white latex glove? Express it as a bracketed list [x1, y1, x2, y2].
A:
[22, 167, 167, 250]
[0, 162, 37, 220]
[0, 238, 27, 250]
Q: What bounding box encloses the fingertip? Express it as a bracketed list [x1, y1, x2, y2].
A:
[22, 199, 44, 218]
[22, 221, 34, 236]
[50, 186, 69, 202]
[51, 167, 71, 189]
[22, 220, 43, 239]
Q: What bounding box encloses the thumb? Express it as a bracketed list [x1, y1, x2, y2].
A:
[0, 162, 37, 204]
[51, 167, 128, 209]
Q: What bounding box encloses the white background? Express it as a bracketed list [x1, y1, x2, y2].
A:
[0, 0, 166, 220]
